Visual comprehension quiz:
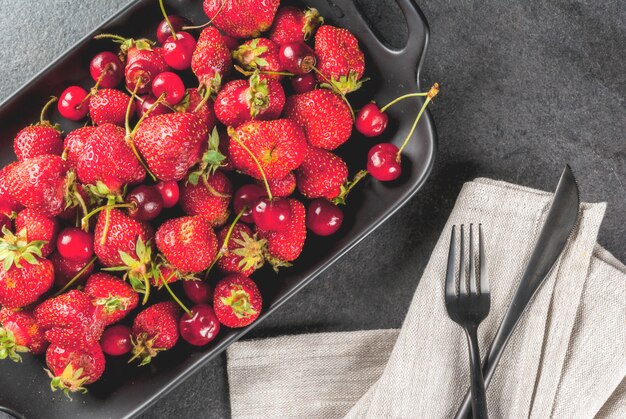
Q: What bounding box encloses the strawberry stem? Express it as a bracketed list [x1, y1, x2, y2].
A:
[332, 169, 369, 205]
[396, 83, 439, 160]
[160, 275, 190, 315]
[311, 66, 355, 120]
[158, 0, 177, 40]
[40, 96, 58, 124]
[204, 208, 245, 280]
[229, 135, 273, 201]
[182, 0, 227, 31]
[379, 92, 429, 113]
[54, 256, 97, 296]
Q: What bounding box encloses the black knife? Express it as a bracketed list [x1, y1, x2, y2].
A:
[454, 165, 580, 419]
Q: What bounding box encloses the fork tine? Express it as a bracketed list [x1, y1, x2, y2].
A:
[479, 224, 488, 294]
[459, 224, 466, 296]
[469, 224, 477, 294]
[445, 226, 457, 299]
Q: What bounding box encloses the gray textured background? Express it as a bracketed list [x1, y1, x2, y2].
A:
[0, 0, 624, 418]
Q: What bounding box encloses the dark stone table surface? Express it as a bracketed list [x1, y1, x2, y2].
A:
[0, 0, 623, 417]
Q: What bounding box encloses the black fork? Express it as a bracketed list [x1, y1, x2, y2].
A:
[445, 224, 490, 419]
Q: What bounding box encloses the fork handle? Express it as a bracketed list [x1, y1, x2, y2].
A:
[464, 324, 488, 419]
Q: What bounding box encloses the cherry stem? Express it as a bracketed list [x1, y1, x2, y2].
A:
[39, 96, 58, 124]
[204, 208, 245, 280]
[235, 65, 294, 77]
[182, 0, 227, 30]
[81, 202, 134, 231]
[311, 66, 355, 120]
[379, 92, 428, 113]
[158, 0, 177, 40]
[94, 33, 127, 43]
[125, 86, 159, 182]
[193, 89, 212, 113]
[333, 169, 369, 205]
[54, 256, 97, 297]
[160, 274, 191, 315]
[125, 83, 140, 137]
[229, 135, 273, 201]
[73, 191, 90, 232]
[132, 92, 166, 135]
[396, 83, 439, 161]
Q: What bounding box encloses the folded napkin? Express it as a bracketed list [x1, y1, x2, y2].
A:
[226, 179, 626, 418]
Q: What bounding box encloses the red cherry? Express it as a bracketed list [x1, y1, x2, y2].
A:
[252, 198, 291, 232]
[356, 103, 389, 137]
[126, 185, 164, 221]
[51, 252, 94, 288]
[233, 184, 267, 223]
[162, 32, 196, 70]
[58, 86, 89, 120]
[179, 304, 221, 346]
[291, 73, 316, 94]
[155, 181, 179, 208]
[56, 227, 94, 263]
[367, 143, 402, 181]
[89, 51, 124, 88]
[100, 325, 132, 356]
[151, 72, 186, 105]
[156, 15, 190, 44]
[125, 60, 161, 95]
[306, 199, 344, 236]
[136, 94, 171, 119]
[279, 42, 316, 75]
[183, 280, 213, 304]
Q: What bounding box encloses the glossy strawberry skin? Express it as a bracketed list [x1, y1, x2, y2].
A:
[269, 6, 323, 45]
[203, 0, 280, 39]
[93, 209, 153, 267]
[76, 123, 146, 194]
[155, 216, 218, 274]
[84, 273, 139, 326]
[88, 88, 136, 126]
[46, 343, 105, 385]
[0, 163, 24, 216]
[191, 27, 232, 92]
[178, 88, 217, 130]
[215, 78, 285, 127]
[296, 147, 348, 199]
[50, 252, 95, 288]
[0, 258, 54, 309]
[134, 112, 209, 182]
[258, 198, 306, 263]
[6, 155, 69, 217]
[15, 208, 60, 257]
[180, 171, 232, 227]
[314, 25, 365, 92]
[13, 124, 63, 161]
[64, 126, 97, 169]
[131, 301, 179, 360]
[213, 274, 262, 328]
[0, 307, 47, 355]
[228, 119, 307, 180]
[284, 89, 353, 150]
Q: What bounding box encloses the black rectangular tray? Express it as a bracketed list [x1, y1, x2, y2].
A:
[0, 0, 435, 417]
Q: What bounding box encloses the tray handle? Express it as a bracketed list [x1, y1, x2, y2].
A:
[0, 405, 24, 419]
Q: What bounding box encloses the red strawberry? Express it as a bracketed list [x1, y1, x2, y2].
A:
[6, 154, 70, 217]
[260, 171, 296, 197]
[63, 126, 97, 169]
[76, 123, 146, 194]
[155, 216, 218, 274]
[14, 208, 60, 257]
[176, 88, 217, 130]
[180, 171, 232, 227]
[130, 301, 179, 365]
[0, 307, 47, 361]
[93, 208, 153, 267]
[257, 198, 306, 268]
[134, 112, 209, 181]
[217, 223, 265, 276]
[296, 147, 348, 199]
[50, 252, 95, 288]
[13, 97, 63, 161]
[213, 274, 262, 328]
[191, 27, 232, 93]
[88, 88, 135, 126]
[314, 25, 365, 94]
[0, 163, 24, 216]
[269, 6, 323, 45]
[232, 38, 283, 78]
[150, 264, 181, 288]
[45, 343, 105, 396]
[214, 74, 285, 127]
[203, 0, 280, 39]
[284, 89, 353, 150]
[84, 273, 139, 326]
[35, 289, 104, 349]
[0, 257, 54, 308]
[228, 119, 307, 180]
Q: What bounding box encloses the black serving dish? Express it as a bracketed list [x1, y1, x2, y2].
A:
[0, 0, 435, 417]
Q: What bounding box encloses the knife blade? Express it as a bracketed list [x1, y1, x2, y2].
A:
[454, 165, 580, 419]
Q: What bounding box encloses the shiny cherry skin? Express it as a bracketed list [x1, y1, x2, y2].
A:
[233, 184, 267, 223]
[252, 198, 291, 232]
[162, 31, 196, 70]
[279, 42, 316, 75]
[100, 324, 132, 356]
[56, 227, 94, 263]
[291, 73, 316, 94]
[126, 185, 164, 221]
[183, 280, 213, 304]
[367, 143, 402, 181]
[58, 86, 89, 120]
[89, 51, 124, 88]
[155, 181, 180, 208]
[156, 15, 190, 44]
[151, 72, 185, 105]
[356, 103, 389, 137]
[306, 199, 343, 236]
[136, 94, 171, 119]
[179, 304, 221, 346]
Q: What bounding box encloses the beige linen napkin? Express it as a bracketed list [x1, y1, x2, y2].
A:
[227, 179, 626, 418]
